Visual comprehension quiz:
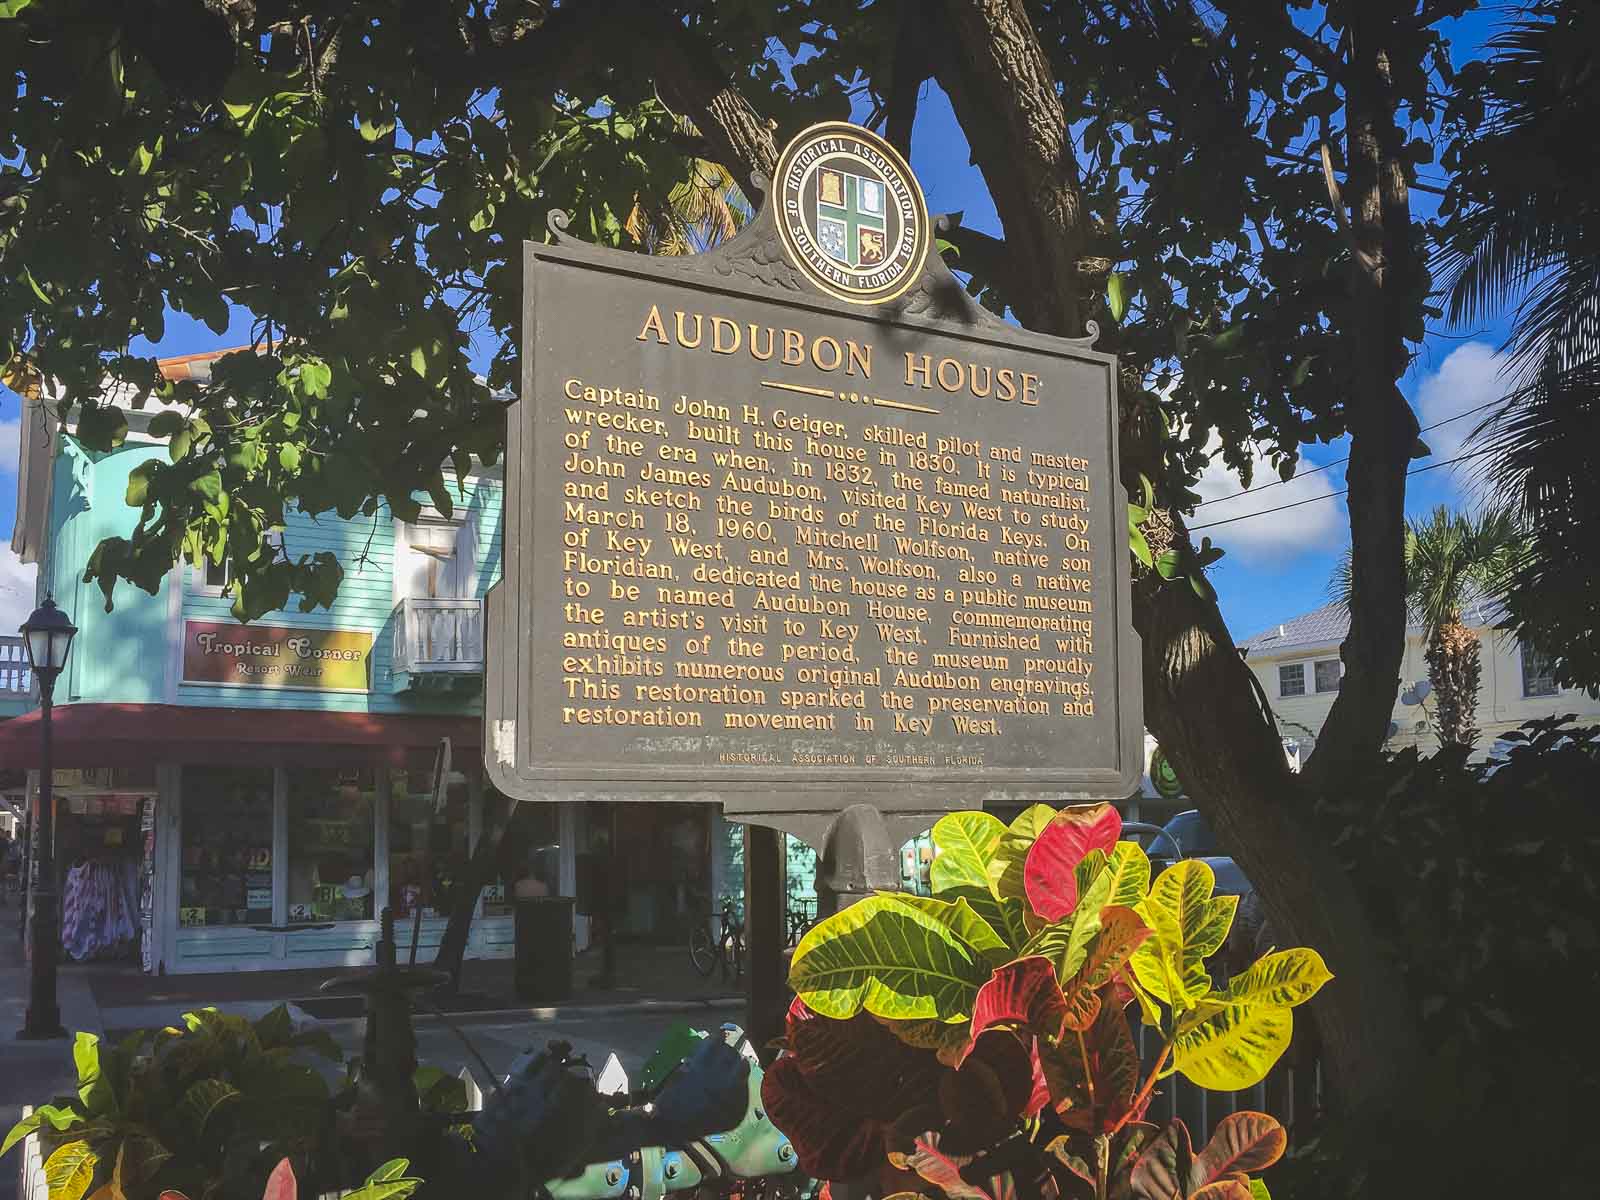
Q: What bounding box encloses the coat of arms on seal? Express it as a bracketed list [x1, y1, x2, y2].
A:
[774, 121, 931, 305]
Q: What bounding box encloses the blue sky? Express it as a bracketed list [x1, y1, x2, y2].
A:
[0, 7, 1514, 643]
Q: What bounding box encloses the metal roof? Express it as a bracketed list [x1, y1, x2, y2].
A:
[1239, 597, 1510, 657]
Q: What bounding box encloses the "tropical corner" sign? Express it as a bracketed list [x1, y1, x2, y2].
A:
[181, 620, 372, 693]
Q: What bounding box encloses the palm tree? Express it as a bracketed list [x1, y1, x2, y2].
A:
[1432, 0, 1600, 695]
[1332, 506, 1525, 748]
[626, 121, 748, 256]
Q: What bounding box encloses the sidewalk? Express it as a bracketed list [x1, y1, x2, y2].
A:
[87, 941, 746, 1033]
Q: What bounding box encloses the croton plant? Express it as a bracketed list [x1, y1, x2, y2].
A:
[762, 803, 1331, 1200]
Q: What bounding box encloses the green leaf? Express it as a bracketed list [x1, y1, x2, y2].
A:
[125, 462, 157, 508]
[987, 803, 1056, 902]
[1, 1111, 41, 1157]
[928, 810, 1005, 899]
[176, 1078, 241, 1132]
[74, 1034, 114, 1116]
[0, 1, 36, 20]
[788, 894, 989, 1022]
[1173, 1001, 1294, 1091]
[188, 471, 223, 504]
[1059, 905, 1151, 1030]
[278, 443, 302, 471]
[42, 1140, 97, 1200]
[366, 1159, 412, 1183]
[881, 893, 1011, 968]
[1129, 519, 1153, 567]
[1107, 272, 1130, 322]
[21, 265, 51, 305]
[146, 411, 185, 438]
[1250, 1179, 1272, 1200]
[359, 115, 397, 143]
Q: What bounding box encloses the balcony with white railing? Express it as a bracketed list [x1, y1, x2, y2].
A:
[390, 598, 484, 690]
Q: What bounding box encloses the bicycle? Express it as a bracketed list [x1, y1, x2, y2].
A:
[689, 898, 744, 981]
[783, 898, 815, 948]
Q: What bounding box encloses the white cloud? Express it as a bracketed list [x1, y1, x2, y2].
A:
[0, 544, 35, 633]
[1188, 435, 1347, 561]
[1411, 341, 1512, 467]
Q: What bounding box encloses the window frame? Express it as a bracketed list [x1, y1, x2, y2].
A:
[1313, 657, 1343, 694]
[1278, 662, 1307, 698]
[1521, 643, 1560, 698]
[192, 531, 285, 596]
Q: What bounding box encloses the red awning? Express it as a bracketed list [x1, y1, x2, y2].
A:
[0, 704, 480, 770]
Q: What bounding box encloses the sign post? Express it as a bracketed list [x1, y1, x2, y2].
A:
[487, 122, 1143, 1024]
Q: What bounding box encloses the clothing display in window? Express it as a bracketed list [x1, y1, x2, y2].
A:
[61, 858, 139, 961]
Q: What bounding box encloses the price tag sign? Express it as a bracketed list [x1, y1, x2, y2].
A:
[179, 907, 207, 927]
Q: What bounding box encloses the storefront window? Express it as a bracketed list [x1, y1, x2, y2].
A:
[287, 768, 376, 923]
[180, 767, 275, 928]
[387, 771, 469, 921]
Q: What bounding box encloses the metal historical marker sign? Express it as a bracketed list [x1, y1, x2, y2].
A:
[486, 121, 1143, 850]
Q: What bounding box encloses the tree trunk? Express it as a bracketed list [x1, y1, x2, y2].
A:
[432, 789, 517, 991]
[1134, 572, 1419, 1112]
[1304, 10, 1422, 789]
[927, 0, 1422, 1113]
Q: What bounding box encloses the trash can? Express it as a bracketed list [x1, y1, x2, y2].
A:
[514, 895, 575, 1002]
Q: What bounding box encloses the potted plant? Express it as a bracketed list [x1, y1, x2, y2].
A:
[765, 802, 1330, 1199]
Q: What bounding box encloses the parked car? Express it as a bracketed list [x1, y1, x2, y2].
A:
[1122, 809, 1251, 896]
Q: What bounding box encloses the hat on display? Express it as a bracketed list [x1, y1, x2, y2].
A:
[341, 875, 372, 900]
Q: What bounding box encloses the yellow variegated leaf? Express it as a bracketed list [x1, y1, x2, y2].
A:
[43, 1140, 98, 1200]
[1130, 860, 1234, 1011]
[788, 894, 989, 1022]
[1224, 948, 1333, 1009]
[1173, 1001, 1294, 1091]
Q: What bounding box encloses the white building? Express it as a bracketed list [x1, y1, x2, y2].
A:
[1238, 601, 1600, 761]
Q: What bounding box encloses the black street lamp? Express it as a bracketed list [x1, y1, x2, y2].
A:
[17, 595, 76, 1040]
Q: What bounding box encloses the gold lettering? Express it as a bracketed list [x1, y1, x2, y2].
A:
[711, 316, 741, 355]
[637, 305, 668, 344]
[846, 341, 872, 378]
[675, 310, 704, 348]
[905, 352, 933, 389]
[748, 324, 775, 360]
[996, 368, 1018, 402]
[812, 335, 843, 372]
[782, 328, 806, 365]
[937, 357, 965, 392]
[1021, 373, 1041, 406]
[969, 365, 993, 398]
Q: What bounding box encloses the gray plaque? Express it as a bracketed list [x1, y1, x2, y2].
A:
[486, 124, 1142, 841]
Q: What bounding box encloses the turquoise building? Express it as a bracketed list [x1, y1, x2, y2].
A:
[0, 349, 741, 975]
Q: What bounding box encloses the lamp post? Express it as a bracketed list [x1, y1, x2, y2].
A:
[17, 595, 76, 1040]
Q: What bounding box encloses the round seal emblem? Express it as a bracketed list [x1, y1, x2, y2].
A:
[774, 121, 931, 306]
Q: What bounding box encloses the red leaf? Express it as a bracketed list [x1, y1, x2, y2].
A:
[1042, 1001, 1144, 1134]
[1192, 1111, 1286, 1184]
[906, 1134, 993, 1200]
[1189, 1181, 1252, 1200]
[787, 1001, 943, 1115]
[1128, 1121, 1195, 1200]
[1061, 907, 1151, 1031]
[965, 956, 1068, 1060]
[1025, 804, 1122, 920]
[262, 1158, 296, 1200]
[1023, 1037, 1050, 1118]
[763, 1053, 893, 1179]
[938, 1030, 1034, 1154]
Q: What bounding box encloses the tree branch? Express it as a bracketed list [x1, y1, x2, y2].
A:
[929, 0, 1089, 337]
[884, 0, 930, 158]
